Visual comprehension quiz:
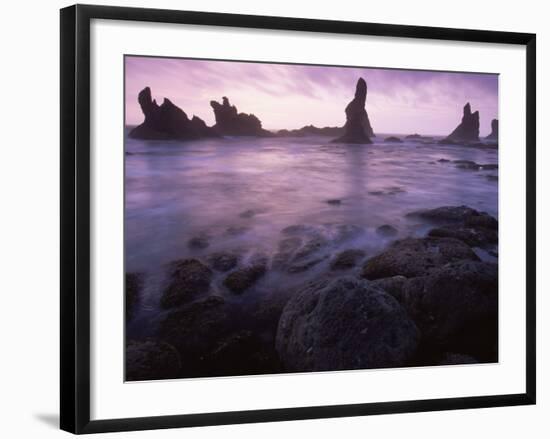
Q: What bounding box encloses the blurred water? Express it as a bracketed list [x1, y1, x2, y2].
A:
[125, 132, 498, 335]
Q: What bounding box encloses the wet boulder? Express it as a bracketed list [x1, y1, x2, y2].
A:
[202, 330, 281, 376]
[407, 205, 498, 229]
[160, 259, 213, 308]
[126, 272, 144, 321]
[276, 277, 420, 372]
[401, 261, 498, 361]
[464, 213, 498, 230]
[158, 296, 235, 369]
[370, 275, 408, 304]
[428, 224, 498, 247]
[126, 339, 182, 381]
[224, 261, 267, 294]
[361, 237, 479, 280]
[406, 205, 480, 223]
[330, 249, 366, 270]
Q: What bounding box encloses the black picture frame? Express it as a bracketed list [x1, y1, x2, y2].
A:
[60, 4, 536, 434]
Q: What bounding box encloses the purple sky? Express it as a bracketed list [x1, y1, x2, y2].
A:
[125, 56, 498, 136]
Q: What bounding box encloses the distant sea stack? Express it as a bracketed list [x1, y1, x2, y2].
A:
[442, 103, 480, 143]
[129, 87, 218, 140]
[486, 119, 499, 140]
[210, 97, 272, 136]
[332, 77, 374, 144]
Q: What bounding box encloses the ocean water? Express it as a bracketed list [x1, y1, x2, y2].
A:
[125, 132, 498, 336]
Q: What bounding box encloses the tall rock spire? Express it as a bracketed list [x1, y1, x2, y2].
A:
[332, 77, 374, 144]
[442, 102, 480, 143]
[486, 119, 498, 140]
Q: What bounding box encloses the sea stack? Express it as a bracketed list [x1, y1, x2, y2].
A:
[210, 97, 271, 136]
[442, 102, 480, 143]
[129, 87, 218, 140]
[486, 119, 499, 140]
[332, 78, 374, 144]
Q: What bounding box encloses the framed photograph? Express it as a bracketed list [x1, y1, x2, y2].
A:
[60, 4, 536, 434]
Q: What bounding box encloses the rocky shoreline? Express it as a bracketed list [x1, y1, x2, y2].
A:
[126, 204, 498, 381]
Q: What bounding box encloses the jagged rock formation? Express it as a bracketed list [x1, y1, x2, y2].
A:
[276, 125, 344, 137]
[332, 78, 374, 144]
[210, 97, 272, 136]
[129, 87, 218, 140]
[486, 119, 498, 140]
[442, 103, 480, 143]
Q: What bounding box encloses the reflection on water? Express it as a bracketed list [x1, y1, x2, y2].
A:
[125, 133, 498, 336]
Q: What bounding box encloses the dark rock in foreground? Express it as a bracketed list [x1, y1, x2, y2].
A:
[332, 78, 374, 144]
[126, 272, 144, 321]
[407, 206, 498, 247]
[330, 249, 366, 270]
[224, 261, 267, 294]
[371, 275, 408, 303]
[441, 103, 480, 143]
[407, 205, 498, 249]
[406, 205, 497, 227]
[276, 277, 419, 372]
[401, 261, 498, 361]
[161, 259, 213, 308]
[276, 125, 344, 137]
[428, 224, 498, 247]
[361, 237, 479, 280]
[129, 87, 218, 140]
[126, 339, 181, 381]
[202, 330, 281, 376]
[486, 119, 499, 140]
[210, 96, 272, 136]
[439, 352, 478, 365]
[159, 296, 233, 363]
